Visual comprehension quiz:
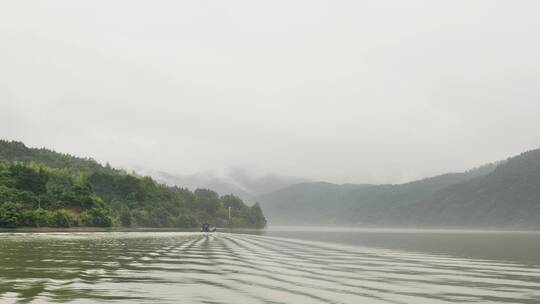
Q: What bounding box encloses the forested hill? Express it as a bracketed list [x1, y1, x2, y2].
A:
[0, 140, 266, 229]
[258, 163, 497, 226]
[262, 148, 540, 228]
[0, 140, 103, 172]
[258, 148, 540, 229]
[407, 149, 540, 228]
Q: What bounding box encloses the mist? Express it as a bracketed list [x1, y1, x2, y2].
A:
[3, 3, 540, 303]
[1, 0, 540, 184]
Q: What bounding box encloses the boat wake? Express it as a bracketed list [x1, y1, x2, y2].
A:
[1, 232, 540, 303]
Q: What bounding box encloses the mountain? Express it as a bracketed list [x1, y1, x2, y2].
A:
[408, 149, 540, 228]
[129, 166, 308, 203]
[0, 140, 266, 229]
[258, 156, 538, 227]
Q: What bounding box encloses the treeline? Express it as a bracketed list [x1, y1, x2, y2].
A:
[0, 140, 266, 229]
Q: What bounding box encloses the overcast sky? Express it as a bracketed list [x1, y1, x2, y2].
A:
[1, 0, 540, 184]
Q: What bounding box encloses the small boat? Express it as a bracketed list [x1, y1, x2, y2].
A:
[201, 223, 217, 232]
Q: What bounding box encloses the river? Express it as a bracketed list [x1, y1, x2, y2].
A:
[1, 229, 540, 303]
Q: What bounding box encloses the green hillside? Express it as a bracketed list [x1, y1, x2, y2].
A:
[258, 158, 520, 227]
[408, 149, 540, 228]
[0, 140, 266, 229]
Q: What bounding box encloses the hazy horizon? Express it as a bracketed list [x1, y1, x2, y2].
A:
[2, 1, 540, 184]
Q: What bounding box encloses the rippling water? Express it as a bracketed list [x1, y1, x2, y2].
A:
[1, 232, 540, 303]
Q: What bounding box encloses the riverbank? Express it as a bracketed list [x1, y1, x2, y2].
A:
[0, 227, 200, 233]
[0, 227, 267, 233]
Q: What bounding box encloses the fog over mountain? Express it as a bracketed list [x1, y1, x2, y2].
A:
[258, 148, 540, 228]
[128, 166, 308, 202]
[2, 1, 540, 185]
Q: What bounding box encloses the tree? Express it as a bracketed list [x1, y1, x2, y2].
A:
[0, 202, 22, 227]
[119, 207, 132, 227]
[51, 210, 75, 227]
[194, 188, 219, 200]
[81, 208, 113, 227]
[9, 164, 48, 195]
[250, 203, 267, 228]
[221, 194, 245, 210]
[174, 214, 199, 228]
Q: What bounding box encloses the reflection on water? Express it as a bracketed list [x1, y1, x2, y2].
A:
[260, 227, 540, 266]
[1, 232, 540, 303]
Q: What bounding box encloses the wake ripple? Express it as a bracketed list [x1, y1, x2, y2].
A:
[0, 232, 539, 303]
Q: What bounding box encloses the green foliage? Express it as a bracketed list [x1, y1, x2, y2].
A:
[0, 202, 22, 227]
[174, 214, 199, 228]
[194, 188, 219, 200]
[248, 203, 267, 229]
[194, 188, 221, 218]
[0, 140, 102, 173]
[119, 207, 132, 227]
[9, 163, 48, 195]
[0, 140, 266, 229]
[221, 194, 245, 210]
[80, 208, 112, 227]
[30, 209, 51, 227]
[50, 210, 76, 228]
[0, 202, 76, 228]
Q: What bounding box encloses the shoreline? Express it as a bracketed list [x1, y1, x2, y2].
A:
[0, 227, 267, 233]
[2, 226, 539, 234]
[0, 227, 194, 233]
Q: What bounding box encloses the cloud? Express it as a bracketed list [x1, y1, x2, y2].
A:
[1, 1, 539, 184]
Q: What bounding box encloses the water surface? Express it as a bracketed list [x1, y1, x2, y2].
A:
[1, 232, 540, 303]
[262, 227, 540, 266]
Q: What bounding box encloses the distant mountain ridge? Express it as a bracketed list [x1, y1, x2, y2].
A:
[129, 166, 308, 203]
[408, 149, 540, 228]
[257, 150, 540, 229]
[258, 163, 496, 225]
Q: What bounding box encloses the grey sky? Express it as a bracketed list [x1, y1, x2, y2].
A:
[1, 0, 539, 184]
